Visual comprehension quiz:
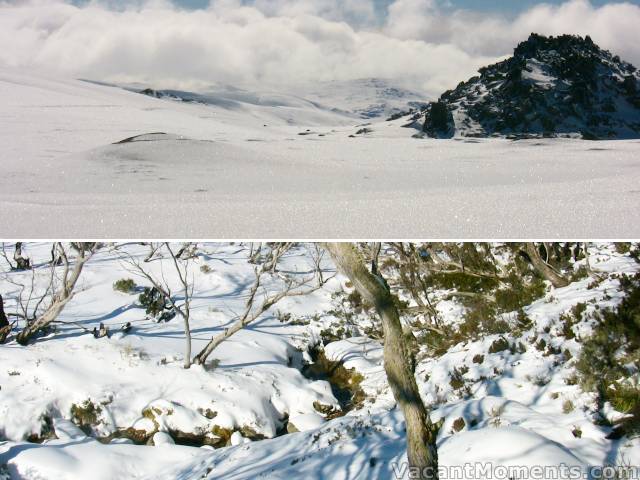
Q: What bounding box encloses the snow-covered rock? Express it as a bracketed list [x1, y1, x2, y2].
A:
[229, 431, 250, 446]
[418, 33, 640, 139]
[152, 432, 175, 446]
[287, 413, 325, 433]
[52, 419, 86, 441]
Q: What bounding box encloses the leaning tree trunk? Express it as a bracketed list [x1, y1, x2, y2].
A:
[525, 243, 569, 288]
[326, 243, 439, 479]
[16, 296, 72, 345]
[16, 245, 94, 345]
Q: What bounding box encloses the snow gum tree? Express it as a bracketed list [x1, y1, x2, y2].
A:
[122, 242, 195, 369]
[14, 243, 98, 345]
[325, 242, 439, 480]
[524, 242, 570, 288]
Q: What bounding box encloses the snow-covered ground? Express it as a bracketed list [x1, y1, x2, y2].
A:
[2, 68, 639, 237]
[1, 243, 639, 479]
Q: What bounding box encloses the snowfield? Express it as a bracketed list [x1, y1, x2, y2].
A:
[1, 68, 640, 237]
[0, 243, 639, 479]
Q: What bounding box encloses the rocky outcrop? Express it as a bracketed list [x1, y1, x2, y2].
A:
[420, 33, 640, 139]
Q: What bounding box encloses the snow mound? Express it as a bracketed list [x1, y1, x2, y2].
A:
[0, 438, 206, 480]
[440, 425, 586, 470]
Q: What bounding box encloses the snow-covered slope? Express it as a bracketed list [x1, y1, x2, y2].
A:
[1, 67, 640, 237]
[419, 34, 640, 139]
[289, 78, 429, 119]
[1, 243, 639, 479]
[130, 77, 429, 121]
[129, 84, 359, 126]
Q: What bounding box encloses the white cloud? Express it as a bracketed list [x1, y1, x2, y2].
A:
[0, 0, 638, 98]
[383, 0, 640, 64]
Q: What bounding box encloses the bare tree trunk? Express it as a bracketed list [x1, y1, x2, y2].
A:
[262, 243, 294, 273]
[326, 243, 439, 479]
[16, 244, 96, 345]
[309, 243, 326, 287]
[165, 243, 192, 368]
[14, 243, 31, 270]
[525, 243, 569, 288]
[0, 295, 7, 328]
[123, 243, 193, 368]
[50, 244, 62, 265]
[0, 294, 10, 343]
[249, 243, 262, 264]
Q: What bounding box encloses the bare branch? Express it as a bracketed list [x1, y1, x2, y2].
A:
[15, 243, 98, 345]
[0, 243, 15, 271]
[193, 251, 320, 366]
[121, 244, 193, 368]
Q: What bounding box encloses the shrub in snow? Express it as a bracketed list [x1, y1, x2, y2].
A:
[488, 405, 506, 428]
[139, 287, 169, 317]
[576, 272, 640, 437]
[449, 366, 470, 395]
[488, 337, 510, 354]
[563, 400, 575, 414]
[203, 358, 220, 372]
[303, 348, 365, 416]
[70, 400, 102, 435]
[113, 278, 136, 294]
[472, 354, 484, 364]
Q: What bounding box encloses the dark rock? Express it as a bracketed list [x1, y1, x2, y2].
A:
[422, 101, 454, 138]
[140, 88, 160, 98]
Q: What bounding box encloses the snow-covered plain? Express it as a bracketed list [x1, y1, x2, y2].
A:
[2, 68, 639, 237]
[1, 243, 639, 479]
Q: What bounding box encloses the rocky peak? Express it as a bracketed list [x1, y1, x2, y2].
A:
[419, 33, 640, 139]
